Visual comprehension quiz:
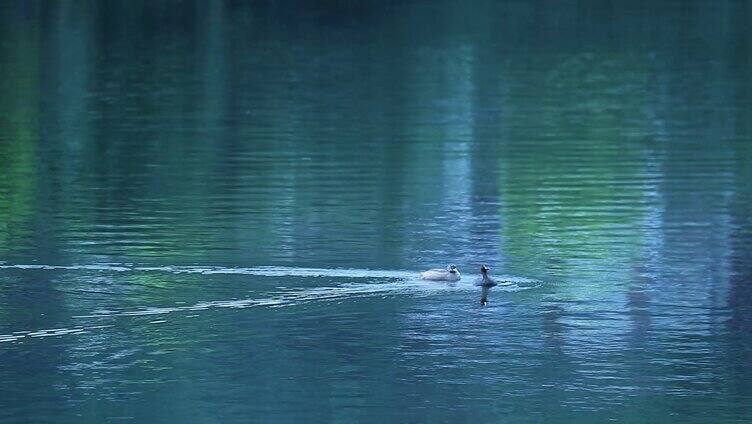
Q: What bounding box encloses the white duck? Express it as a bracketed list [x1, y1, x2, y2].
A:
[420, 264, 461, 281]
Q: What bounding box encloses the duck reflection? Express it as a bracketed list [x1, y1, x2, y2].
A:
[480, 284, 493, 305]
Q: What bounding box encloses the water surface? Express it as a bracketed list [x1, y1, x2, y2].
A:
[1, 1, 751, 422]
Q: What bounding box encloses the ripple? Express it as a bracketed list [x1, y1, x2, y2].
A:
[0, 263, 417, 279]
[0, 265, 542, 343]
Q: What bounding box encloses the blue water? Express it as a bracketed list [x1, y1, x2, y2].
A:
[1, 1, 751, 422]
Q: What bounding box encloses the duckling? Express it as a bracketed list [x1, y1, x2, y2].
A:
[420, 264, 461, 281]
[478, 264, 497, 287]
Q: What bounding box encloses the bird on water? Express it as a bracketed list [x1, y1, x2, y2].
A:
[420, 264, 461, 281]
[478, 264, 496, 287]
[478, 264, 496, 305]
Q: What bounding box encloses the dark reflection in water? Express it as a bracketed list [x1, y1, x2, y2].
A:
[1, 0, 751, 422]
[479, 284, 492, 306]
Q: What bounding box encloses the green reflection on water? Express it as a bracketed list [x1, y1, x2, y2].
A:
[0, 16, 39, 254]
[0, 1, 750, 422]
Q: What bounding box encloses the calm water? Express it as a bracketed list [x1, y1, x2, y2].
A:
[1, 1, 751, 422]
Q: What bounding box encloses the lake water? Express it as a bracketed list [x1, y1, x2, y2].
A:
[1, 1, 751, 422]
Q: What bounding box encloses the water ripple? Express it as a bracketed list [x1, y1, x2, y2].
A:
[0, 264, 541, 344]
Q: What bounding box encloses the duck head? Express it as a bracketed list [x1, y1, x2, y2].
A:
[480, 264, 490, 274]
[446, 264, 458, 274]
